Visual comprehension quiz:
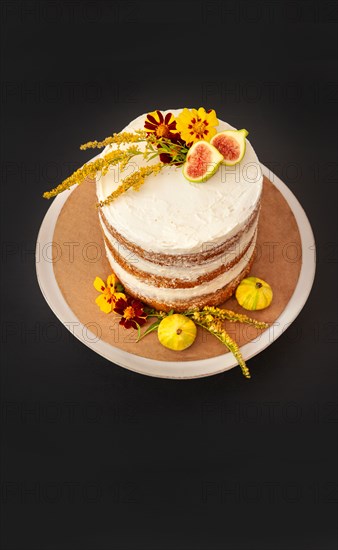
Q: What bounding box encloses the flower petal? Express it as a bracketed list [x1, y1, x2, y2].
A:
[164, 112, 175, 125]
[146, 111, 162, 125]
[177, 108, 193, 124]
[167, 121, 177, 131]
[205, 127, 217, 141]
[135, 316, 147, 326]
[107, 274, 116, 291]
[144, 122, 157, 132]
[159, 152, 172, 163]
[95, 294, 112, 313]
[120, 317, 134, 329]
[156, 110, 164, 123]
[93, 277, 106, 292]
[113, 292, 126, 302]
[114, 296, 128, 314]
[205, 109, 218, 127]
[197, 107, 207, 119]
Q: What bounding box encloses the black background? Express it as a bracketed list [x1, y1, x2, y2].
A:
[1, 1, 337, 549]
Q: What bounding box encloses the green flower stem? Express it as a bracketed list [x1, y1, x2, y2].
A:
[144, 310, 167, 320]
[137, 320, 161, 342]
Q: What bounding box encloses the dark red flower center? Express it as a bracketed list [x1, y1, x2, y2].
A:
[156, 123, 170, 138]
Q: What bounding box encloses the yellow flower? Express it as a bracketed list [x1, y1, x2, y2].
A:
[175, 107, 219, 144]
[93, 274, 126, 314]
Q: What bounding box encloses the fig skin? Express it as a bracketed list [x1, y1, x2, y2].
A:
[183, 141, 223, 183]
[210, 129, 248, 166]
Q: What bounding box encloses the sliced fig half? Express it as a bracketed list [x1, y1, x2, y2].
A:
[210, 129, 248, 166]
[183, 141, 223, 183]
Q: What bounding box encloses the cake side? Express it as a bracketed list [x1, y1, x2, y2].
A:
[103, 225, 257, 289]
[99, 201, 260, 271]
[103, 239, 257, 312]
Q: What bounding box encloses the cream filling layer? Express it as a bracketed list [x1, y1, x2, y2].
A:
[104, 233, 257, 302]
[100, 212, 258, 281]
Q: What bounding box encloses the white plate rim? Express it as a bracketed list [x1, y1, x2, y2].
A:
[36, 164, 316, 379]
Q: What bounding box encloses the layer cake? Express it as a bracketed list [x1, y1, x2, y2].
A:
[96, 109, 263, 311]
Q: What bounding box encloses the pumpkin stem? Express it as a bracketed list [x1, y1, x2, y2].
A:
[255, 282, 262, 288]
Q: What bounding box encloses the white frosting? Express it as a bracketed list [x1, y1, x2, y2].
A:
[96, 109, 262, 255]
[104, 233, 257, 303]
[100, 212, 258, 282]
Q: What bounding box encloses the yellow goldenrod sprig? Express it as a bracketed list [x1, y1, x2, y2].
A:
[43, 147, 141, 199]
[80, 130, 148, 150]
[97, 163, 163, 208]
[202, 306, 269, 330]
[44, 126, 190, 202]
[192, 313, 251, 379]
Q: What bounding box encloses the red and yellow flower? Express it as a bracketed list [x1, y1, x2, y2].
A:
[144, 110, 178, 140]
[144, 110, 189, 165]
[94, 274, 126, 314]
[175, 107, 218, 144]
[114, 296, 147, 329]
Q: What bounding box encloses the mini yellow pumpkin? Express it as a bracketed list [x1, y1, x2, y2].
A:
[158, 314, 197, 351]
[235, 277, 273, 311]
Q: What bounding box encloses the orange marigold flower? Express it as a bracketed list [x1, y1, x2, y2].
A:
[175, 107, 219, 145]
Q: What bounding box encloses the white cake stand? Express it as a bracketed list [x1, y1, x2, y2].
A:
[36, 164, 316, 379]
